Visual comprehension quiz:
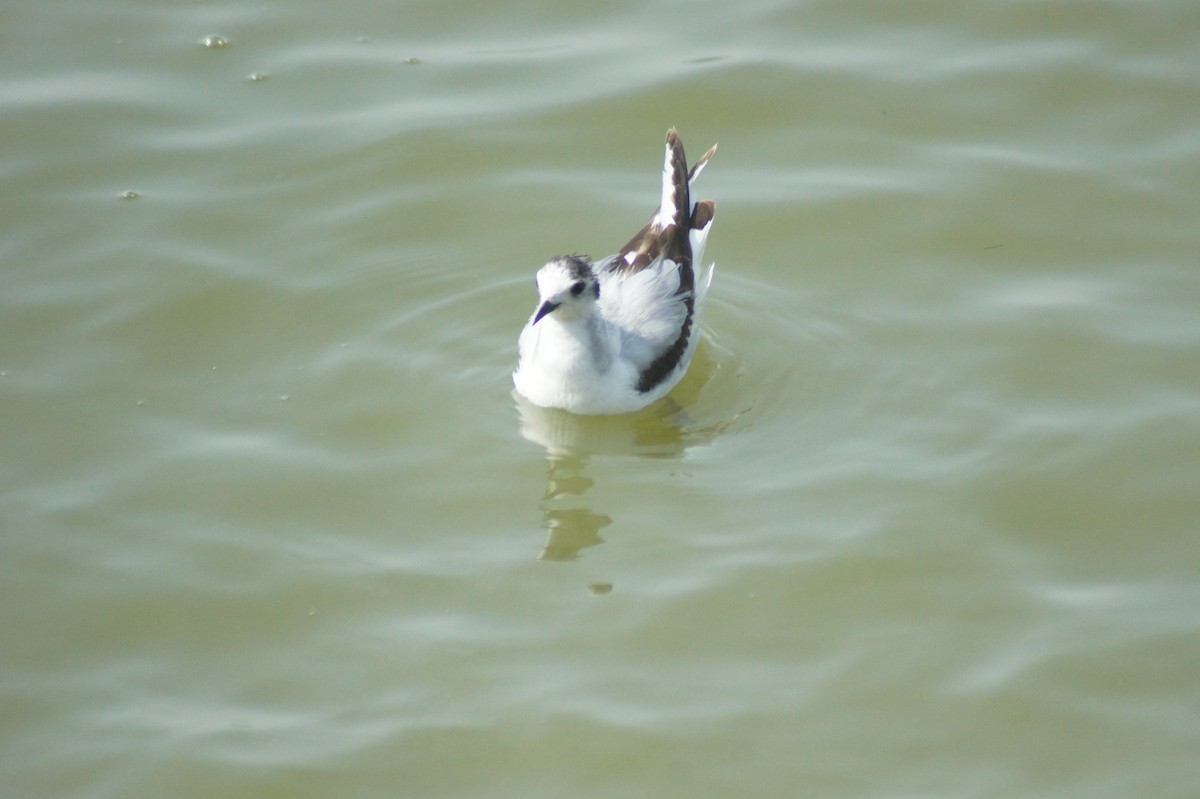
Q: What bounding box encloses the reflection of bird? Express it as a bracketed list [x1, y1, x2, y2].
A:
[535, 452, 611, 562]
[513, 389, 693, 460]
[539, 507, 611, 562]
[514, 128, 717, 414]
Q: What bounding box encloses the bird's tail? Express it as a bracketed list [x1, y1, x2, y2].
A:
[654, 129, 717, 232]
[617, 129, 717, 275]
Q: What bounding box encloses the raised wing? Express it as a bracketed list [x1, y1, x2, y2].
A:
[596, 129, 717, 393]
[608, 129, 717, 280]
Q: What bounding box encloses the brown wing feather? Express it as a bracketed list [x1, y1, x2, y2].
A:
[604, 131, 718, 394]
[619, 128, 710, 278]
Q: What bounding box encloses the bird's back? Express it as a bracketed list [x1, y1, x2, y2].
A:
[513, 128, 716, 414]
[596, 128, 716, 395]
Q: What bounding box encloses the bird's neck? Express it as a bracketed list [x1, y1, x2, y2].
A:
[538, 311, 614, 375]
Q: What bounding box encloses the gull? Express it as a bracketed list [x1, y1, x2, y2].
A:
[513, 128, 717, 415]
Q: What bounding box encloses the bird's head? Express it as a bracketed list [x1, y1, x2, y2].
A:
[531, 255, 599, 324]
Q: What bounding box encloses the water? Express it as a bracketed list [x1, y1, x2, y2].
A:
[3, 1, 1199, 797]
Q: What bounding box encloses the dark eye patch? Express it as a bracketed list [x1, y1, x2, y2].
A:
[570, 281, 586, 297]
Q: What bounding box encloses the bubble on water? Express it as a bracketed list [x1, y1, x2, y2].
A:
[119, 190, 140, 200]
[248, 72, 269, 82]
[202, 35, 229, 49]
[405, 57, 421, 65]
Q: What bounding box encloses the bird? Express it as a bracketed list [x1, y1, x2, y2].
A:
[513, 128, 717, 415]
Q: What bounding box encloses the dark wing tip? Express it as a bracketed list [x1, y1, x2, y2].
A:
[691, 199, 716, 231]
[615, 131, 714, 276]
[666, 131, 688, 221]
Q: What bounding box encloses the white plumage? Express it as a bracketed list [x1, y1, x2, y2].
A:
[513, 129, 717, 415]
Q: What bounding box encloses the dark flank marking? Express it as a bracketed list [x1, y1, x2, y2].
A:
[635, 291, 695, 393]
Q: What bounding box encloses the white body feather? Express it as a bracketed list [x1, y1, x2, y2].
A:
[513, 130, 717, 415]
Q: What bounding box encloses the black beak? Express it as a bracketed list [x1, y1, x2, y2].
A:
[532, 300, 559, 325]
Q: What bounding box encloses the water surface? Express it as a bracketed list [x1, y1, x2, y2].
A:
[3, 1, 1199, 797]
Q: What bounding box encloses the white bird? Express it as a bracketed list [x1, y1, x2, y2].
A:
[513, 128, 717, 415]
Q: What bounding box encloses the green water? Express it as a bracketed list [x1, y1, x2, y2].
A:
[3, 1, 1199, 797]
